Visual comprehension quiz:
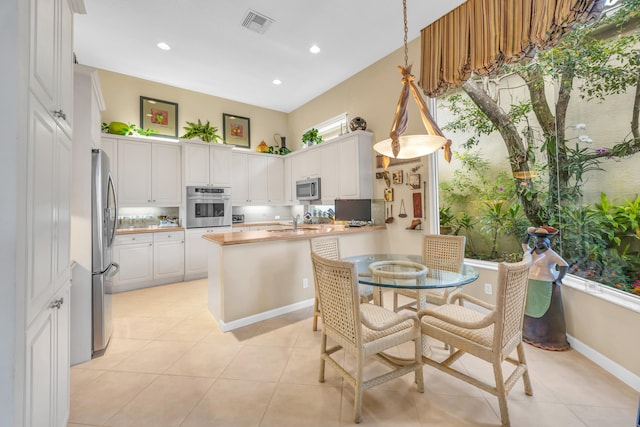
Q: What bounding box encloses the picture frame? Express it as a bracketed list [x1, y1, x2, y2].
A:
[392, 170, 403, 185]
[223, 113, 251, 148]
[384, 188, 394, 202]
[413, 193, 422, 218]
[140, 96, 179, 138]
[409, 173, 421, 190]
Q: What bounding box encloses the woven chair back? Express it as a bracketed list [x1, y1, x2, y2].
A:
[494, 254, 532, 348]
[310, 237, 340, 260]
[310, 251, 360, 344]
[422, 234, 466, 273]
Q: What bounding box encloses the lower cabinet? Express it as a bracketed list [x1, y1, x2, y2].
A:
[24, 285, 70, 427]
[111, 231, 185, 292]
[185, 227, 231, 280]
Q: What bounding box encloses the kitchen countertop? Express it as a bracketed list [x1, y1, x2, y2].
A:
[116, 225, 185, 235]
[203, 224, 386, 246]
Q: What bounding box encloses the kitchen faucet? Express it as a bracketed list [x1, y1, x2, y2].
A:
[292, 214, 300, 230]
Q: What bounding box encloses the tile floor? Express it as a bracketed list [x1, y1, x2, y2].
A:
[69, 280, 638, 427]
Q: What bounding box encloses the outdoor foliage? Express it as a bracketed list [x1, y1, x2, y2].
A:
[437, 1, 640, 296]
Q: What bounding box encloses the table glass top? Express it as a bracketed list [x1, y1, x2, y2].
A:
[343, 253, 479, 290]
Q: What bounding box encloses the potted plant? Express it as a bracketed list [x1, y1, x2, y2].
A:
[181, 119, 223, 143]
[302, 128, 323, 147]
[439, 206, 456, 235]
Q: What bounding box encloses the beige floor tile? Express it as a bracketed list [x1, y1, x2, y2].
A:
[69, 368, 106, 396]
[413, 393, 500, 427]
[155, 317, 218, 342]
[294, 325, 325, 348]
[488, 399, 589, 427]
[261, 383, 342, 427]
[247, 322, 303, 347]
[69, 371, 158, 425]
[181, 379, 277, 427]
[340, 386, 422, 427]
[567, 404, 639, 427]
[73, 338, 151, 371]
[111, 316, 183, 340]
[104, 375, 213, 427]
[164, 340, 243, 378]
[112, 340, 194, 373]
[220, 345, 293, 382]
[279, 347, 344, 387]
[67, 423, 100, 427]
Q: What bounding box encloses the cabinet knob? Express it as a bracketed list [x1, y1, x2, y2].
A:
[132, 237, 136, 240]
[50, 298, 64, 310]
[53, 109, 67, 120]
[149, 243, 152, 246]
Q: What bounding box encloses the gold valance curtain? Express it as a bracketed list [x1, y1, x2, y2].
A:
[419, 0, 605, 97]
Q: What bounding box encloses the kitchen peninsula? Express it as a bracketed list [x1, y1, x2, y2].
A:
[203, 225, 388, 331]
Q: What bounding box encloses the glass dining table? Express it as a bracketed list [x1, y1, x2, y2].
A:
[343, 253, 479, 306]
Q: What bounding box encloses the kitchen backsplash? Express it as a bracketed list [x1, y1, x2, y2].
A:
[118, 207, 180, 227]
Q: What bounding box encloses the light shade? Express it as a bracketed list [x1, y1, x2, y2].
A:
[374, 134, 448, 159]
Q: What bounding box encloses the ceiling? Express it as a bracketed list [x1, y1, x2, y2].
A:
[74, 1, 465, 113]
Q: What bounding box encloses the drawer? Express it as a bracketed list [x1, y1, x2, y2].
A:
[153, 231, 185, 242]
[114, 233, 153, 246]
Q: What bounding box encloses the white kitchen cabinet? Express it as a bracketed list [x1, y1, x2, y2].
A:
[24, 285, 69, 427]
[153, 232, 185, 280]
[100, 135, 118, 182]
[117, 138, 181, 206]
[111, 234, 154, 292]
[30, 0, 74, 138]
[232, 152, 284, 205]
[284, 156, 293, 204]
[183, 141, 232, 187]
[318, 144, 338, 202]
[185, 227, 230, 280]
[337, 132, 373, 199]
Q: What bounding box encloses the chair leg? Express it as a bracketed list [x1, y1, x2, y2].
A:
[353, 355, 364, 423]
[393, 291, 399, 312]
[492, 360, 510, 427]
[414, 335, 424, 393]
[312, 296, 320, 331]
[319, 333, 327, 383]
[517, 343, 533, 396]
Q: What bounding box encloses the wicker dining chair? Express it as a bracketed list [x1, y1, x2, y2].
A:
[418, 254, 533, 427]
[310, 251, 424, 423]
[309, 236, 373, 331]
[393, 234, 466, 312]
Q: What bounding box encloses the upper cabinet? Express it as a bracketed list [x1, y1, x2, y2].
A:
[183, 141, 232, 187]
[117, 137, 182, 206]
[231, 152, 284, 205]
[30, 0, 76, 138]
[287, 130, 373, 204]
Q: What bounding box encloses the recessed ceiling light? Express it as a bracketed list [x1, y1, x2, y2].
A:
[309, 45, 320, 54]
[272, 79, 282, 85]
[156, 42, 171, 51]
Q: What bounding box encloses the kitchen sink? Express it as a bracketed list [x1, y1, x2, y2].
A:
[268, 228, 303, 233]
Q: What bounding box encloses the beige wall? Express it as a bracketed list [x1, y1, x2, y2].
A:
[97, 69, 289, 148]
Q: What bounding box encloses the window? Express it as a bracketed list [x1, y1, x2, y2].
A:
[309, 113, 349, 142]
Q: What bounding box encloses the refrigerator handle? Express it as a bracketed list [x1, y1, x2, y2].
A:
[108, 172, 118, 246]
[106, 262, 120, 278]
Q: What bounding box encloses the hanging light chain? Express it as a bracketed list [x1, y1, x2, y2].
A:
[403, 0, 408, 68]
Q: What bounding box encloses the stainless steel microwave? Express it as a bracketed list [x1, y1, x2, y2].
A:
[296, 178, 321, 201]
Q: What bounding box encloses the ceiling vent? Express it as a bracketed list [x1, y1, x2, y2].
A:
[242, 9, 274, 34]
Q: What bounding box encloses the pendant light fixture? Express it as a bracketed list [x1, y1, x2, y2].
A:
[373, 0, 452, 162]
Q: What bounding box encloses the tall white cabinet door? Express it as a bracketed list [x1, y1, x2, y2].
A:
[118, 140, 152, 205]
[184, 143, 210, 186]
[231, 153, 249, 204]
[210, 146, 232, 187]
[54, 131, 72, 292]
[267, 157, 284, 204]
[319, 144, 338, 202]
[25, 306, 54, 427]
[55, 288, 70, 427]
[337, 136, 359, 198]
[27, 97, 57, 324]
[56, 0, 74, 136]
[151, 143, 181, 204]
[29, 0, 57, 114]
[248, 155, 268, 204]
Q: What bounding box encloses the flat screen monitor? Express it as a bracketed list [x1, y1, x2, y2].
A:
[334, 199, 372, 221]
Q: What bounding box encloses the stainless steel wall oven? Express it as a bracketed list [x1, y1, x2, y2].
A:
[186, 186, 232, 228]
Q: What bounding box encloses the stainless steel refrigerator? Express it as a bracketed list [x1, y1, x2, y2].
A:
[91, 149, 119, 355]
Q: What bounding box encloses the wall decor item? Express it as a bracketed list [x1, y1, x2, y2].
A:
[408, 173, 421, 189]
[384, 188, 394, 202]
[140, 96, 179, 138]
[375, 172, 384, 179]
[223, 113, 251, 148]
[392, 170, 403, 185]
[412, 192, 422, 218]
[399, 199, 408, 218]
[349, 116, 367, 131]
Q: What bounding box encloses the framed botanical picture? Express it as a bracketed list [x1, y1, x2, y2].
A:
[384, 188, 394, 202]
[140, 96, 179, 138]
[409, 173, 421, 189]
[392, 170, 403, 185]
[413, 193, 422, 218]
[223, 113, 251, 148]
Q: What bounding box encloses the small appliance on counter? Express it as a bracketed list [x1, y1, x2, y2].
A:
[157, 216, 179, 227]
[232, 214, 245, 224]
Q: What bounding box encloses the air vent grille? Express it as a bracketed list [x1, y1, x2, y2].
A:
[242, 10, 274, 34]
